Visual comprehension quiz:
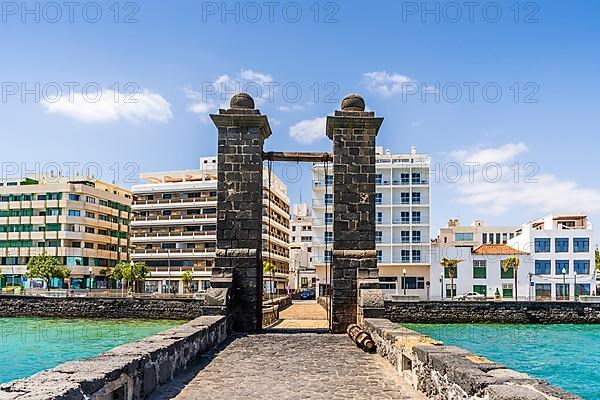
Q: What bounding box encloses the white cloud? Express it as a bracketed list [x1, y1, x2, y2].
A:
[449, 143, 600, 216]
[289, 117, 327, 144]
[278, 104, 304, 112]
[42, 89, 172, 123]
[451, 142, 528, 165]
[239, 69, 273, 84]
[362, 71, 417, 96]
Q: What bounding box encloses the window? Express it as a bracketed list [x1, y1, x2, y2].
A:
[444, 265, 458, 278]
[401, 173, 409, 185]
[496, 233, 501, 244]
[324, 250, 332, 263]
[502, 283, 513, 299]
[401, 250, 410, 263]
[446, 284, 456, 298]
[379, 277, 397, 290]
[325, 212, 333, 224]
[411, 173, 421, 184]
[68, 210, 81, 217]
[412, 192, 421, 204]
[376, 212, 383, 224]
[325, 231, 333, 244]
[401, 231, 410, 243]
[535, 283, 551, 300]
[69, 194, 80, 201]
[162, 193, 172, 200]
[535, 260, 551, 275]
[325, 193, 333, 204]
[402, 277, 425, 290]
[501, 263, 514, 279]
[473, 285, 487, 295]
[401, 212, 410, 224]
[47, 208, 61, 216]
[455, 233, 474, 241]
[300, 236, 311, 242]
[376, 250, 382, 262]
[555, 260, 569, 275]
[86, 196, 96, 204]
[502, 233, 508, 244]
[535, 238, 550, 253]
[482, 233, 488, 244]
[575, 284, 591, 297]
[375, 231, 383, 243]
[573, 238, 590, 253]
[473, 260, 487, 279]
[556, 284, 569, 300]
[99, 200, 108, 207]
[375, 174, 382, 185]
[400, 193, 409, 204]
[555, 238, 569, 253]
[412, 231, 421, 243]
[412, 211, 421, 224]
[37, 194, 47, 201]
[85, 212, 95, 219]
[412, 250, 421, 263]
[325, 175, 333, 185]
[574, 260, 590, 274]
[375, 193, 382, 204]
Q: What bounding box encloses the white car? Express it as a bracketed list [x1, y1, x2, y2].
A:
[457, 292, 486, 301]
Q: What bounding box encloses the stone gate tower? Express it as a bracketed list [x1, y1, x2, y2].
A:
[327, 94, 384, 333]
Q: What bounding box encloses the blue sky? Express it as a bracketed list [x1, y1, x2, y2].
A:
[1, 0, 599, 243]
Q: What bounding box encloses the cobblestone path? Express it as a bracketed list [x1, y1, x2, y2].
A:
[151, 333, 426, 400]
[270, 300, 329, 330]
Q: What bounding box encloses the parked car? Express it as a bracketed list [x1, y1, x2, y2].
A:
[300, 290, 314, 300]
[457, 292, 486, 301]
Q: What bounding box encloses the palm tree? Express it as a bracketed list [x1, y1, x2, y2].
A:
[502, 257, 520, 300]
[181, 270, 194, 294]
[441, 258, 462, 300]
[263, 261, 276, 298]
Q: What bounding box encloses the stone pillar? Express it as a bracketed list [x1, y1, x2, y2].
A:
[327, 94, 384, 333]
[207, 93, 272, 332]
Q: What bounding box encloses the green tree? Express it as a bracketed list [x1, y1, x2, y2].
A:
[26, 254, 70, 291]
[502, 257, 520, 300]
[181, 270, 194, 293]
[441, 258, 462, 300]
[109, 261, 150, 295]
[595, 247, 600, 271]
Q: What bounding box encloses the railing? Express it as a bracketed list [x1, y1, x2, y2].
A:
[132, 214, 217, 222]
[3, 288, 203, 299]
[133, 248, 215, 255]
[133, 197, 217, 206]
[132, 231, 215, 238]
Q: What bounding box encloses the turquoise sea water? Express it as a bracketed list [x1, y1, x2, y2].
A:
[406, 324, 600, 400]
[0, 318, 183, 384]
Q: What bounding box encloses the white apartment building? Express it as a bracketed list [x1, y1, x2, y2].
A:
[509, 215, 596, 300]
[132, 157, 290, 295]
[434, 219, 519, 247]
[289, 203, 315, 291]
[430, 214, 597, 301]
[312, 146, 431, 299]
[431, 243, 531, 300]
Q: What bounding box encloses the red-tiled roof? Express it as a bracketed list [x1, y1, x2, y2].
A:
[471, 244, 529, 255]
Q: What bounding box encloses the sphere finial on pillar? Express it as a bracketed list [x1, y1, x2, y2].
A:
[230, 93, 255, 110]
[341, 93, 365, 111]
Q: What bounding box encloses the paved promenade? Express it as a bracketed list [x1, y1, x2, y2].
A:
[269, 300, 329, 330]
[151, 333, 425, 400]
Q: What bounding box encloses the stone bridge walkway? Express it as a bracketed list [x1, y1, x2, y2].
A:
[150, 332, 426, 400]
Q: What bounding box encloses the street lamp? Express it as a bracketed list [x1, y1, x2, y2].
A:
[562, 267, 567, 300]
[440, 272, 444, 300]
[574, 271, 578, 301]
[88, 266, 93, 294]
[402, 268, 407, 296]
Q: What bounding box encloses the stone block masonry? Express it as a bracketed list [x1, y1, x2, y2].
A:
[327, 94, 384, 333]
[0, 295, 226, 320]
[0, 316, 229, 400]
[210, 93, 272, 333]
[384, 300, 600, 324]
[362, 318, 580, 400]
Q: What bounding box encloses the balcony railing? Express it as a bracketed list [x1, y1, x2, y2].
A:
[134, 197, 216, 205]
[132, 231, 215, 238]
[133, 248, 215, 255]
[133, 214, 217, 222]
